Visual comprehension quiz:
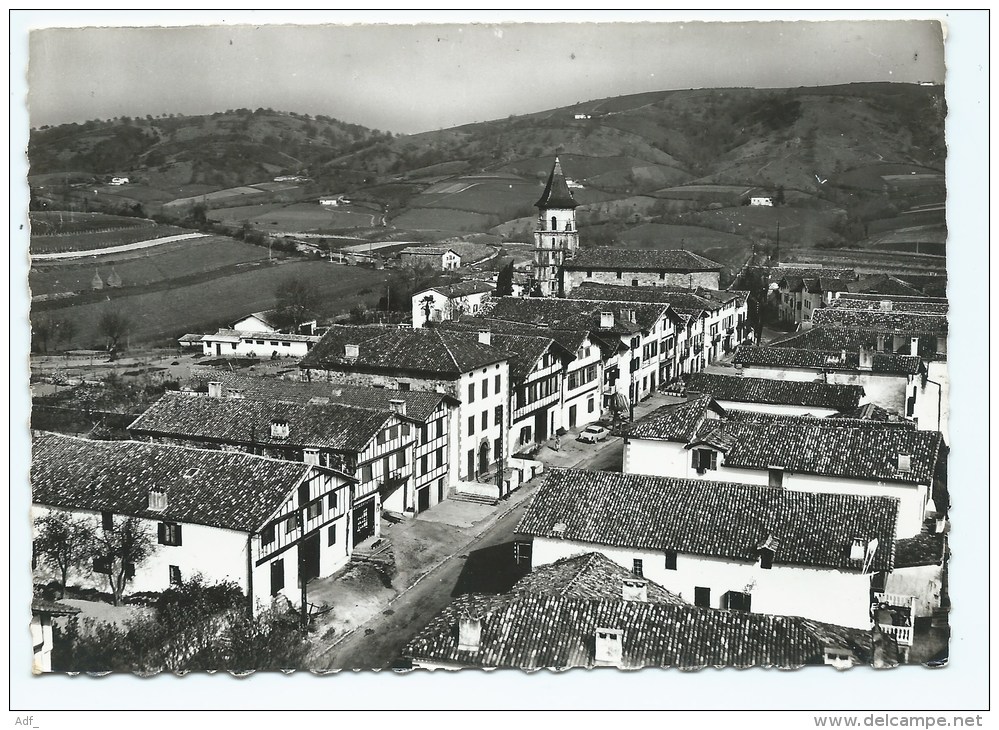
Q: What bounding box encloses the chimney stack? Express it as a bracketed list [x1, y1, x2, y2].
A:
[594, 627, 624, 667]
[880, 300, 893, 311]
[457, 614, 482, 653]
[147, 487, 168, 511]
[303, 448, 320, 466]
[388, 398, 407, 416]
[270, 419, 290, 439]
[207, 381, 223, 398]
[622, 578, 648, 603]
[344, 343, 359, 359]
[599, 311, 614, 329]
[859, 346, 873, 371]
[478, 331, 492, 346]
[897, 454, 912, 473]
[909, 337, 919, 357]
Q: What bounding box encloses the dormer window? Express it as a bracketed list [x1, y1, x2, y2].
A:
[691, 448, 717, 474]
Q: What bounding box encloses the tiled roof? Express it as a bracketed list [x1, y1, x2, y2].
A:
[684, 372, 864, 410]
[400, 246, 458, 257]
[511, 553, 684, 605]
[517, 468, 898, 571]
[829, 403, 908, 423]
[768, 266, 856, 285]
[436, 319, 591, 355]
[770, 326, 942, 361]
[569, 282, 718, 313]
[299, 325, 508, 376]
[534, 156, 579, 210]
[177, 333, 204, 343]
[204, 328, 319, 343]
[733, 346, 923, 375]
[129, 391, 397, 453]
[827, 298, 949, 315]
[487, 333, 572, 386]
[727, 409, 915, 430]
[32, 599, 81, 616]
[848, 275, 924, 297]
[484, 296, 671, 335]
[31, 432, 334, 533]
[811, 308, 948, 337]
[894, 534, 947, 568]
[781, 276, 853, 295]
[565, 248, 722, 272]
[239, 308, 317, 330]
[616, 395, 725, 442]
[187, 370, 454, 422]
[418, 281, 494, 298]
[715, 421, 945, 485]
[403, 591, 889, 669]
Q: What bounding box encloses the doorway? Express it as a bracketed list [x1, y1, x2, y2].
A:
[417, 485, 430, 512]
[352, 499, 376, 545]
[478, 440, 490, 476]
[299, 532, 320, 585]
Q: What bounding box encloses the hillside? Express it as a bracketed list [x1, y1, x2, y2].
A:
[27, 83, 947, 273]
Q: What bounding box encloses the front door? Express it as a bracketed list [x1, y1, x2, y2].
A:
[299, 532, 321, 585]
[569, 405, 577, 428]
[352, 500, 375, 545]
[478, 441, 490, 476]
[534, 410, 547, 442]
[215, 343, 223, 356]
[417, 486, 430, 512]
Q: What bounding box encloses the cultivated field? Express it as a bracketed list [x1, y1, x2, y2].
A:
[32, 259, 389, 349]
[390, 208, 494, 231]
[209, 202, 378, 232]
[30, 224, 193, 255]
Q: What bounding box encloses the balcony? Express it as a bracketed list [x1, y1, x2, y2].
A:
[378, 468, 411, 498]
[873, 592, 914, 647]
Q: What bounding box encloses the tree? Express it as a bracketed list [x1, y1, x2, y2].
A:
[774, 185, 786, 206]
[34, 512, 96, 599]
[97, 307, 131, 355]
[495, 260, 514, 296]
[274, 277, 316, 329]
[94, 516, 157, 606]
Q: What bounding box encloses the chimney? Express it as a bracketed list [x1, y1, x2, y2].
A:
[147, 487, 168, 512]
[859, 346, 873, 370]
[622, 578, 648, 603]
[594, 627, 623, 667]
[270, 419, 290, 439]
[879, 300, 893, 311]
[599, 311, 614, 329]
[207, 381, 223, 398]
[388, 398, 406, 416]
[849, 538, 866, 562]
[344, 343, 359, 359]
[457, 614, 482, 653]
[551, 522, 567, 538]
[478, 331, 492, 346]
[876, 333, 887, 353]
[909, 337, 919, 357]
[840, 349, 847, 362]
[303, 447, 320, 466]
[897, 454, 912, 473]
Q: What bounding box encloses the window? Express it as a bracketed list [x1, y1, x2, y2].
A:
[298, 483, 311, 506]
[328, 492, 338, 511]
[285, 514, 298, 534]
[494, 437, 502, 460]
[101, 511, 113, 531]
[270, 559, 285, 596]
[306, 500, 322, 521]
[169, 565, 182, 585]
[398, 449, 407, 467]
[401, 423, 411, 436]
[659, 272, 666, 280]
[436, 446, 445, 467]
[158, 522, 182, 546]
[360, 464, 373, 482]
[468, 416, 475, 435]
[664, 551, 678, 571]
[481, 411, 488, 430]
[586, 270, 593, 278]
[723, 591, 752, 612]
[421, 454, 429, 474]
[768, 469, 784, 488]
[398, 382, 410, 391]
[631, 279, 639, 287]
[468, 383, 475, 402]
[759, 549, 774, 570]
[632, 558, 644, 577]
[261, 524, 276, 546]
[494, 374, 501, 392]
[588, 397, 595, 413]
[616, 271, 622, 280]
[328, 524, 337, 546]
[692, 449, 718, 473]
[494, 405, 503, 427]
[694, 587, 711, 608]
[482, 379, 489, 398]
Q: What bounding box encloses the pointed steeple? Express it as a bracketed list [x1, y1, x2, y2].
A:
[534, 156, 579, 209]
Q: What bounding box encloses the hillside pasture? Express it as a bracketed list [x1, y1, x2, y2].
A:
[209, 202, 377, 231]
[416, 177, 537, 216]
[615, 223, 750, 269]
[29, 235, 270, 295]
[652, 184, 754, 204]
[390, 208, 494, 232]
[29, 211, 154, 235]
[688, 205, 845, 248]
[32, 259, 389, 349]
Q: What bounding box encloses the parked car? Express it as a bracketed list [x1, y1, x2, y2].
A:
[577, 425, 610, 443]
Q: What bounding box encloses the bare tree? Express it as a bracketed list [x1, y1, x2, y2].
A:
[34, 512, 97, 598]
[98, 307, 131, 355]
[274, 277, 315, 329]
[95, 516, 157, 606]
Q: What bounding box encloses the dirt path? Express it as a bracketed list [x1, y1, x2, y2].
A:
[32, 232, 209, 261]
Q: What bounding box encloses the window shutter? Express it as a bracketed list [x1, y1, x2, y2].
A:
[691, 450, 700, 469]
[710, 451, 718, 470]
[174, 524, 182, 546]
[157, 523, 166, 545]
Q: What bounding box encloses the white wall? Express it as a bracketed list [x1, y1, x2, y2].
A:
[885, 563, 944, 618]
[713, 398, 842, 418]
[532, 537, 875, 629]
[202, 335, 313, 358]
[739, 365, 908, 415]
[565, 269, 720, 294]
[457, 363, 510, 481]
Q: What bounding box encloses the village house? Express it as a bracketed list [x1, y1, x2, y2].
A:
[682, 372, 865, 417]
[399, 246, 461, 271]
[411, 281, 495, 329]
[483, 296, 683, 414]
[232, 308, 319, 336]
[191, 329, 320, 359]
[31, 432, 356, 612]
[733, 345, 925, 419]
[181, 371, 460, 516]
[403, 551, 898, 670]
[515, 468, 900, 629]
[777, 274, 857, 326]
[562, 248, 723, 294]
[127, 391, 415, 544]
[879, 533, 948, 649]
[299, 326, 510, 483]
[617, 396, 948, 538]
[31, 599, 80, 673]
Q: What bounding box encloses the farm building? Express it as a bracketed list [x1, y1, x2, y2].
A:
[233, 309, 318, 336]
[750, 196, 774, 206]
[31, 431, 356, 613]
[195, 329, 320, 358]
[411, 281, 495, 329]
[563, 248, 723, 293]
[400, 247, 461, 271]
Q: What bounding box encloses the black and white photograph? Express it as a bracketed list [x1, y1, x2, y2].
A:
[10, 9, 989, 714]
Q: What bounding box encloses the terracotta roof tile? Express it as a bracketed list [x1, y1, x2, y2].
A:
[733, 346, 923, 375]
[565, 248, 722, 272]
[811, 308, 948, 337]
[511, 553, 685, 605]
[684, 372, 864, 410]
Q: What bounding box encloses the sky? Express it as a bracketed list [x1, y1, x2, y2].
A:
[24, 13, 945, 134]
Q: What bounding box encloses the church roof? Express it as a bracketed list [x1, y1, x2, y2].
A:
[534, 156, 579, 210]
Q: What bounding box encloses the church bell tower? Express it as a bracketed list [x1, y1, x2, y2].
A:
[533, 156, 579, 297]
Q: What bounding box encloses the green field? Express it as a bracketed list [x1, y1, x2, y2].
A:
[31, 259, 388, 349]
[30, 211, 154, 235]
[30, 235, 270, 296]
[390, 208, 494, 231]
[30, 224, 192, 255]
[688, 205, 844, 248]
[210, 202, 378, 231]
